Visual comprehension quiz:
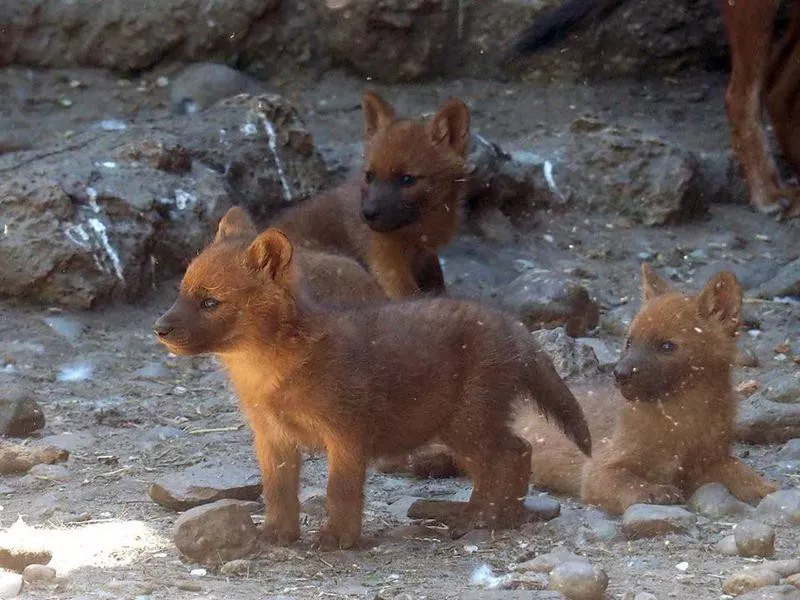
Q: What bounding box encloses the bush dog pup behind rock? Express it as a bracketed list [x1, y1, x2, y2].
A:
[154, 211, 591, 550]
[273, 90, 470, 298]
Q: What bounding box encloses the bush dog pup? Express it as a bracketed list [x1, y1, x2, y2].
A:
[273, 90, 470, 298]
[394, 265, 777, 514]
[214, 207, 385, 307]
[154, 214, 591, 550]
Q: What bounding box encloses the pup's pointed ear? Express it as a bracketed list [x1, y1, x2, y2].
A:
[426, 98, 470, 156]
[362, 90, 396, 139]
[215, 207, 258, 243]
[641, 263, 672, 301]
[245, 228, 293, 281]
[697, 271, 742, 336]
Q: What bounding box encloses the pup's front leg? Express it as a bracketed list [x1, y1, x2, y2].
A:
[582, 460, 684, 515]
[253, 429, 302, 545]
[369, 238, 421, 298]
[319, 444, 367, 550]
[693, 456, 777, 505]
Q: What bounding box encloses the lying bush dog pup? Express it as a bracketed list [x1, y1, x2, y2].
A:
[154, 208, 592, 550]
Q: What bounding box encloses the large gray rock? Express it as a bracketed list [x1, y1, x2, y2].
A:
[488, 0, 725, 81]
[552, 118, 709, 225]
[0, 1, 321, 78]
[320, 0, 458, 82]
[0, 94, 327, 308]
[737, 375, 800, 444]
[531, 327, 601, 380]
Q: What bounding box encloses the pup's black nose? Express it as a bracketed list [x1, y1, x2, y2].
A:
[362, 205, 380, 222]
[613, 363, 633, 385]
[153, 318, 173, 339]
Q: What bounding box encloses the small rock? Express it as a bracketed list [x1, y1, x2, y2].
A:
[621, 504, 697, 539]
[0, 387, 45, 437]
[759, 374, 800, 404]
[722, 568, 781, 595]
[756, 490, 800, 525]
[777, 439, 800, 462]
[173, 499, 259, 564]
[523, 495, 561, 521]
[762, 559, 800, 577]
[25, 464, 70, 483]
[0, 571, 23, 599]
[575, 338, 619, 371]
[516, 548, 589, 573]
[22, 563, 56, 583]
[504, 274, 600, 339]
[0, 548, 52, 573]
[735, 519, 776, 557]
[634, 594, 658, 600]
[738, 377, 800, 443]
[219, 558, 252, 576]
[170, 63, 266, 114]
[690, 483, 752, 518]
[754, 257, 800, 299]
[548, 561, 609, 600]
[530, 328, 600, 380]
[736, 585, 800, 600]
[787, 573, 800, 588]
[149, 465, 262, 511]
[0, 441, 69, 475]
[715, 534, 739, 556]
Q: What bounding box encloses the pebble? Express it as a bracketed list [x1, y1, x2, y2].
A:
[523, 495, 562, 521]
[715, 534, 739, 556]
[219, 559, 252, 576]
[689, 483, 753, 518]
[173, 499, 259, 564]
[787, 573, 800, 588]
[756, 490, 800, 525]
[548, 561, 609, 600]
[516, 548, 589, 573]
[762, 559, 800, 577]
[0, 572, 23, 599]
[634, 594, 658, 600]
[722, 568, 781, 595]
[734, 519, 776, 557]
[22, 564, 56, 583]
[621, 504, 698, 539]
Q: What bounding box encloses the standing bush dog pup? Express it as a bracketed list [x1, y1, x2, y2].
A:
[274, 90, 470, 298]
[154, 213, 591, 550]
[581, 264, 777, 513]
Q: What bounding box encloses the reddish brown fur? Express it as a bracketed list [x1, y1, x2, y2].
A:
[154, 213, 592, 550]
[403, 266, 778, 514]
[724, 0, 800, 217]
[273, 91, 470, 298]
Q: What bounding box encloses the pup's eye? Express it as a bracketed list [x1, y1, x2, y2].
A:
[201, 297, 220, 310]
[398, 174, 417, 187]
[364, 171, 375, 184]
[659, 340, 676, 352]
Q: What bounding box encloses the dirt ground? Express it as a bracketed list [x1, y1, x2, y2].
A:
[1, 65, 799, 600]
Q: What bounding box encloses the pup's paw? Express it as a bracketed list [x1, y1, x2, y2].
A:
[259, 522, 300, 546]
[316, 526, 359, 551]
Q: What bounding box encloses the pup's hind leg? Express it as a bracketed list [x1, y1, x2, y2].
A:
[691, 457, 777, 505]
[442, 427, 531, 537]
[319, 442, 367, 550]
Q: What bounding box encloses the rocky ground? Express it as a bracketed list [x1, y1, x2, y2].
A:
[0, 62, 799, 600]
